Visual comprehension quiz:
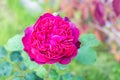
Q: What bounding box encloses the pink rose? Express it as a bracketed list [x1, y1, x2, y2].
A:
[22, 13, 81, 64]
[94, 2, 105, 26]
[113, 0, 120, 16]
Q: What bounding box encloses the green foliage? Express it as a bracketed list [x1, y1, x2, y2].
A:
[76, 33, 99, 65]
[62, 73, 73, 80]
[0, 46, 7, 58]
[34, 66, 47, 79]
[22, 52, 47, 78]
[0, 76, 7, 80]
[76, 47, 97, 65]
[22, 52, 39, 70]
[55, 63, 68, 70]
[13, 72, 23, 77]
[49, 69, 58, 79]
[0, 62, 12, 76]
[10, 51, 23, 62]
[80, 34, 100, 48]
[74, 76, 85, 80]
[5, 34, 23, 51]
[12, 77, 22, 80]
[24, 72, 38, 80]
[20, 63, 27, 70]
[6, 0, 43, 28]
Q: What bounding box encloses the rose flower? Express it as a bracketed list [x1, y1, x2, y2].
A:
[22, 13, 81, 64]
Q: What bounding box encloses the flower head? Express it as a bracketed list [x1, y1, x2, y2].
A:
[22, 13, 81, 64]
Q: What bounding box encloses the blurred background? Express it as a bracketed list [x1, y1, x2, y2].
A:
[0, 0, 120, 80]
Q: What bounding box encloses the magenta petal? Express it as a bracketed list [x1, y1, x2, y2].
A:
[22, 26, 33, 51]
[23, 26, 33, 38]
[65, 47, 78, 58]
[31, 48, 49, 63]
[35, 54, 48, 64]
[42, 13, 54, 18]
[70, 23, 80, 43]
[64, 45, 75, 57]
[22, 26, 33, 44]
[71, 49, 78, 58]
[75, 41, 81, 49]
[59, 57, 71, 64]
[38, 13, 54, 20]
[34, 13, 54, 29]
[64, 17, 71, 22]
[47, 58, 60, 64]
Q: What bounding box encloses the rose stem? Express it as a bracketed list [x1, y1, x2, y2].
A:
[44, 64, 52, 80]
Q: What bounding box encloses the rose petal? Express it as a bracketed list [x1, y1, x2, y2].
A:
[64, 45, 76, 57]
[59, 57, 71, 64]
[35, 54, 49, 64]
[64, 17, 71, 22]
[71, 48, 78, 58]
[47, 58, 61, 64]
[31, 48, 49, 63]
[75, 41, 81, 49]
[34, 13, 54, 29]
[22, 26, 33, 52]
[69, 23, 80, 43]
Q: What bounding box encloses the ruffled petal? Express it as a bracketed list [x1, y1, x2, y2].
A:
[59, 57, 71, 64]
[64, 17, 71, 22]
[34, 13, 54, 29]
[22, 26, 33, 52]
[69, 23, 80, 43]
[31, 48, 49, 64]
[47, 58, 61, 64]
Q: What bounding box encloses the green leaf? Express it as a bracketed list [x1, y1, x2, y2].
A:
[34, 66, 47, 78]
[22, 52, 39, 70]
[10, 51, 23, 62]
[24, 72, 37, 80]
[80, 34, 100, 48]
[62, 73, 73, 80]
[14, 72, 23, 77]
[22, 52, 46, 78]
[0, 46, 7, 58]
[76, 47, 97, 65]
[49, 69, 58, 79]
[0, 76, 7, 80]
[74, 76, 85, 80]
[55, 63, 68, 70]
[20, 63, 27, 70]
[0, 62, 12, 76]
[5, 34, 23, 51]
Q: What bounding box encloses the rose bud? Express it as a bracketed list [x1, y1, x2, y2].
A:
[94, 2, 105, 26]
[22, 13, 81, 65]
[112, 0, 120, 16]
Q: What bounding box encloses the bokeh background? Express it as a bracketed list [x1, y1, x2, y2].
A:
[0, 0, 120, 80]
